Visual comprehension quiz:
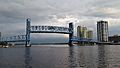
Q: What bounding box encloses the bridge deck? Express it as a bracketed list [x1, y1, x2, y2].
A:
[1, 40, 27, 42]
[30, 31, 71, 34]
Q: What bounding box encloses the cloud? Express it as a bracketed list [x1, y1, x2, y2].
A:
[0, 0, 120, 42]
[85, 7, 120, 19]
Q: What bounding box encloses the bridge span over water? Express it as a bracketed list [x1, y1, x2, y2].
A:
[0, 19, 97, 47]
[0, 19, 74, 47]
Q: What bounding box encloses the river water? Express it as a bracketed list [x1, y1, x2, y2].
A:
[0, 45, 120, 68]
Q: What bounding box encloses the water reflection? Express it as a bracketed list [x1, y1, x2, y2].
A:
[0, 48, 3, 67]
[69, 46, 98, 68]
[97, 45, 106, 68]
[69, 46, 79, 68]
[24, 47, 32, 68]
[69, 46, 87, 68]
[1, 45, 120, 68]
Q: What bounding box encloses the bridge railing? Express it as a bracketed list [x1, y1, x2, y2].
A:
[0, 35, 26, 42]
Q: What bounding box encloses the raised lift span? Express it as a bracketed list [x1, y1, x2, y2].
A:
[0, 19, 74, 47]
[26, 19, 73, 47]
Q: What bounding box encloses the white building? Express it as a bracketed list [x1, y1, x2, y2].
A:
[97, 20, 108, 42]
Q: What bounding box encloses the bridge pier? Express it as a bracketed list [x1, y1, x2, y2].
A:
[26, 19, 31, 47]
[69, 23, 73, 46]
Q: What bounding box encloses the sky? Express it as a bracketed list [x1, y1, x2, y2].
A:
[0, 0, 120, 43]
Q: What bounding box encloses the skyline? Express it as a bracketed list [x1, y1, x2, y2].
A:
[0, 0, 120, 42]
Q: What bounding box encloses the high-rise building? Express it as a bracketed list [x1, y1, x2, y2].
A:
[77, 26, 82, 38]
[82, 27, 87, 38]
[77, 26, 87, 38]
[0, 32, 1, 37]
[87, 30, 93, 40]
[97, 20, 108, 42]
[77, 26, 93, 39]
[0, 32, 1, 40]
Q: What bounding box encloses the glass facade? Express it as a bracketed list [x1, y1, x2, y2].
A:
[97, 21, 108, 42]
[77, 26, 93, 39]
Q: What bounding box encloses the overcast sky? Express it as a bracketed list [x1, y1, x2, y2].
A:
[0, 0, 120, 43]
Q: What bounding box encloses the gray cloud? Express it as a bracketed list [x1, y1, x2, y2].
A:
[0, 0, 120, 42]
[86, 0, 120, 18]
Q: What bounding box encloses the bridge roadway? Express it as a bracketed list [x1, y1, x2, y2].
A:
[71, 36, 97, 43]
[0, 34, 114, 45]
[1, 35, 116, 45]
[1, 35, 97, 44]
[1, 19, 114, 46]
[30, 31, 71, 34]
[0, 19, 74, 47]
[70, 36, 117, 45]
[96, 42, 120, 45]
[1, 40, 27, 42]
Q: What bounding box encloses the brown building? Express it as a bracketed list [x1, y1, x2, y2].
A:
[108, 35, 120, 43]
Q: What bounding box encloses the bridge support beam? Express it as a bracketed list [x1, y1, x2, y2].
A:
[26, 19, 31, 47]
[69, 23, 73, 46]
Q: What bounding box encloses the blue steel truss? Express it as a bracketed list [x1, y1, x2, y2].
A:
[30, 26, 71, 34]
[0, 35, 26, 42]
[0, 18, 98, 47]
[0, 19, 74, 47]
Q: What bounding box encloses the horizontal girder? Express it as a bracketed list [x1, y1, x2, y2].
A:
[30, 31, 71, 34]
[0, 35, 26, 42]
[30, 26, 71, 34]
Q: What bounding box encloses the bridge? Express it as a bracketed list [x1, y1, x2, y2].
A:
[0, 35, 26, 42]
[0, 18, 98, 47]
[0, 19, 74, 47]
[71, 36, 97, 44]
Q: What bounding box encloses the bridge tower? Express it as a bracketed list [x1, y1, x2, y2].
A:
[26, 18, 31, 47]
[69, 23, 73, 46]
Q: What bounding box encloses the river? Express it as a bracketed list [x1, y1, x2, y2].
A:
[0, 45, 120, 68]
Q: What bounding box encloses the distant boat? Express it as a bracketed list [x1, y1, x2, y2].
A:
[3, 45, 9, 48]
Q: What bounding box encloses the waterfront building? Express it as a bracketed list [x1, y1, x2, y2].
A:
[77, 26, 93, 39]
[77, 26, 82, 38]
[82, 27, 87, 38]
[0, 32, 1, 40]
[108, 35, 120, 43]
[97, 20, 108, 42]
[0, 32, 1, 37]
[87, 30, 93, 40]
[77, 26, 87, 38]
